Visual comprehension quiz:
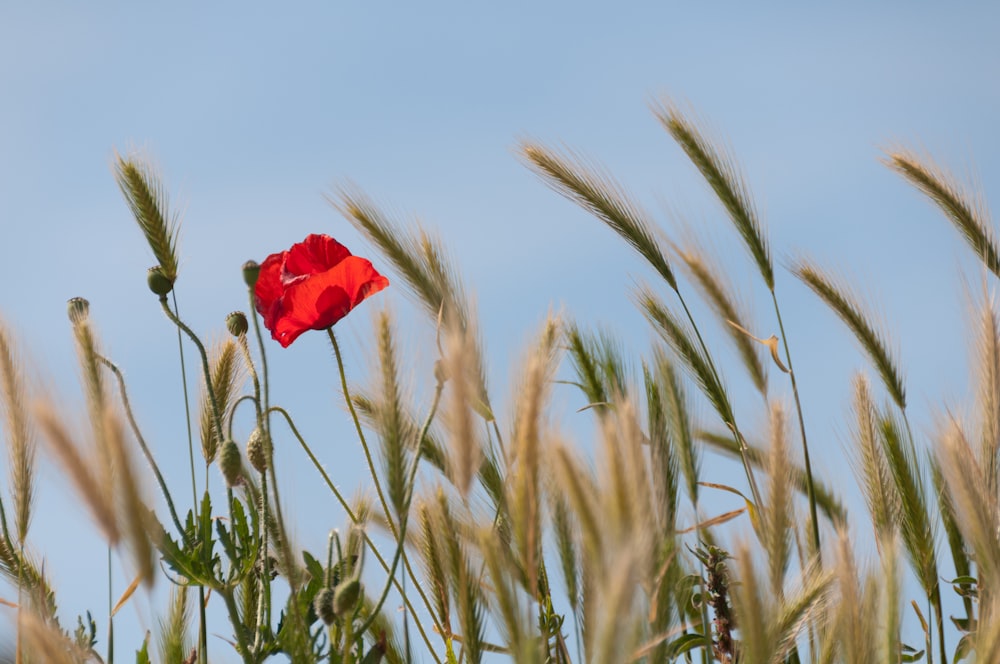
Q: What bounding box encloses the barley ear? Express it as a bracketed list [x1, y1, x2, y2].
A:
[764, 402, 793, 598]
[679, 245, 767, 395]
[519, 142, 677, 291]
[793, 260, 906, 411]
[199, 339, 241, 464]
[334, 188, 494, 420]
[372, 309, 410, 519]
[0, 323, 34, 546]
[637, 287, 734, 427]
[113, 152, 180, 283]
[653, 100, 773, 290]
[884, 148, 1000, 277]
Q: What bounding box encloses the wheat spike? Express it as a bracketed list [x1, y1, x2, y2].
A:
[519, 142, 677, 290]
[113, 152, 181, 283]
[654, 100, 774, 290]
[0, 324, 34, 546]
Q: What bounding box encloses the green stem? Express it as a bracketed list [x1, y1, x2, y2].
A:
[356, 380, 444, 637]
[160, 296, 227, 452]
[771, 291, 821, 558]
[676, 292, 764, 509]
[99, 356, 185, 537]
[268, 406, 444, 664]
[167, 291, 208, 664]
[327, 329, 398, 538]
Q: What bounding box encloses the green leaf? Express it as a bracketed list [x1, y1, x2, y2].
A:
[667, 632, 712, 658]
[135, 634, 151, 664]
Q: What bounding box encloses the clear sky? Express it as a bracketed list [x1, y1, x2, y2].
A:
[2, 2, 999, 661]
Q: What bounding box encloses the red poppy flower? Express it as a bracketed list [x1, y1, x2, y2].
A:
[255, 234, 389, 347]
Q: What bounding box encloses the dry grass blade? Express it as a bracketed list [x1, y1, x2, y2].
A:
[199, 338, 241, 464]
[848, 375, 899, 537]
[653, 101, 773, 290]
[334, 188, 493, 419]
[0, 323, 34, 546]
[793, 259, 906, 410]
[884, 149, 1000, 276]
[679, 246, 767, 395]
[637, 287, 733, 427]
[113, 153, 180, 282]
[36, 403, 119, 544]
[519, 142, 677, 291]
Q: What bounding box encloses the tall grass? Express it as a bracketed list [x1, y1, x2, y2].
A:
[0, 103, 997, 664]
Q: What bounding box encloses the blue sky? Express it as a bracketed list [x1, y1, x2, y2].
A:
[2, 2, 1000, 660]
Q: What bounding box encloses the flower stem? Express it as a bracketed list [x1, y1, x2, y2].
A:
[98, 355, 185, 538]
[160, 293, 223, 664]
[356, 380, 444, 637]
[327, 329, 399, 538]
[268, 406, 444, 664]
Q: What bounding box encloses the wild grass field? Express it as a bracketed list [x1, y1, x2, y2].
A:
[1, 100, 999, 663]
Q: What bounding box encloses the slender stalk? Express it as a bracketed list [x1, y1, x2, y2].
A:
[771, 292, 821, 556]
[98, 356, 185, 537]
[160, 296, 226, 446]
[356, 380, 444, 636]
[268, 406, 443, 663]
[327, 329, 398, 538]
[676, 293, 763, 509]
[166, 293, 208, 664]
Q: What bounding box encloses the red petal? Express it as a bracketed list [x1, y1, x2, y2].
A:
[254, 251, 287, 330]
[268, 256, 389, 347]
[283, 234, 351, 280]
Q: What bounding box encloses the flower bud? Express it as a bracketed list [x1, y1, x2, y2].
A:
[218, 439, 242, 487]
[147, 266, 174, 296]
[246, 427, 271, 473]
[313, 588, 336, 625]
[333, 578, 362, 618]
[242, 260, 260, 288]
[67, 297, 90, 325]
[226, 311, 249, 337]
